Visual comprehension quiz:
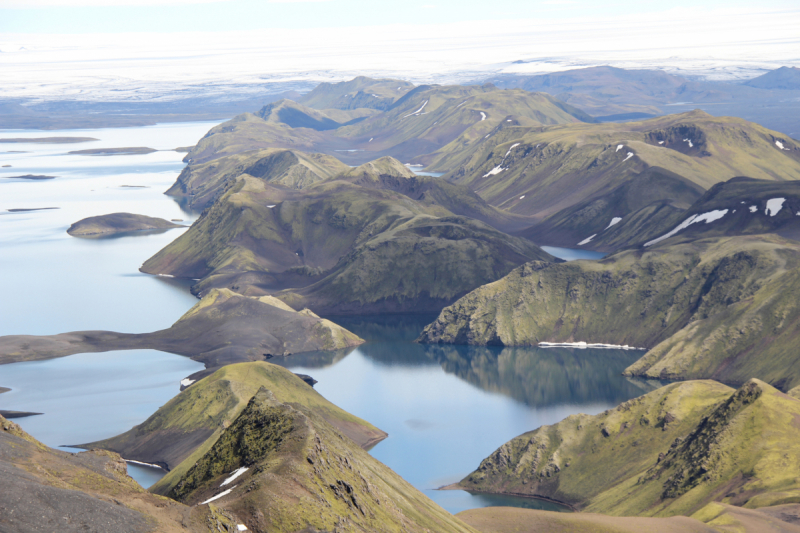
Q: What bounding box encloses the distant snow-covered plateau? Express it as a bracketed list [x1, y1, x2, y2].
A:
[1, 7, 798, 104]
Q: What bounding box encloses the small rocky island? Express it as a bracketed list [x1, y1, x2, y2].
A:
[67, 212, 184, 237]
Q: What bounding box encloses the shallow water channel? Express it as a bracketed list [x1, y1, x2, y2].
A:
[0, 122, 651, 514]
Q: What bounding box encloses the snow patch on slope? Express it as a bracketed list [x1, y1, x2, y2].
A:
[645, 209, 729, 247]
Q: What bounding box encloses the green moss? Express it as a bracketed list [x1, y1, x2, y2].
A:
[458, 379, 800, 519]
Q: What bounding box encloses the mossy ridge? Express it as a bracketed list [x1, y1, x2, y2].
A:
[82, 361, 384, 492]
[457, 380, 732, 511]
[456, 379, 800, 521]
[419, 234, 800, 389]
[297, 76, 415, 111]
[277, 214, 552, 314]
[168, 146, 350, 210]
[183, 83, 586, 166]
[169, 388, 477, 533]
[145, 157, 554, 314]
[433, 110, 800, 224]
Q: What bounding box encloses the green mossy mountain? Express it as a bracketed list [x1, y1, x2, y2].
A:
[145, 156, 555, 314]
[67, 212, 184, 237]
[297, 76, 415, 111]
[456, 379, 800, 520]
[431, 111, 800, 240]
[257, 99, 343, 131]
[164, 387, 477, 533]
[420, 234, 800, 389]
[182, 83, 587, 166]
[167, 147, 349, 210]
[81, 361, 384, 484]
[0, 288, 363, 367]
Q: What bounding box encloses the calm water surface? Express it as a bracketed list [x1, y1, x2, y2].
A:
[274, 316, 657, 513]
[0, 123, 653, 509]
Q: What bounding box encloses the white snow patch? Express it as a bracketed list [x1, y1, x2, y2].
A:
[519, 195, 525, 199]
[156, 274, 174, 278]
[623, 152, 634, 162]
[658, 141, 665, 145]
[368, 137, 373, 142]
[125, 459, 164, 469]
[483, 165, 505, 177]
[539, 341, 645, 350]
[201, 487, 236, 505]
[485, 134, 491, 138]
[221, 467, 249, 487]
[683, 138, 694, 148]
[456, 100, 468, 108]
[605, 217, 623, 230]
[237, 526, 248, 532]
[505, 143, 520, 157]
[479, 111, 487, 121]
[776, 140, 789, 150]
[180, 378, 195, 387]
[267, 205, 276, 208]
[577, 234, 597, 246]
[402, 100, 428, 118]
[616, 144, 624, 152]
[765, 197, 786, 216]
[749, 205, 758, 213]
[372, 94, 378, 97]
[645, 209, 729, 247]
[506, 119, 512, 122]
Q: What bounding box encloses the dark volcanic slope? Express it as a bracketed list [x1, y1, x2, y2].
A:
[0, 415, 204, 533]
[0, 289, 364, 367]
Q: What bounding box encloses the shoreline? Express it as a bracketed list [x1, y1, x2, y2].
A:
[438, 484, 577, 512]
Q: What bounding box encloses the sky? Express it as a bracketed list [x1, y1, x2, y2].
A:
[2, 0, 798, 33]
[1, 0, 799, 102]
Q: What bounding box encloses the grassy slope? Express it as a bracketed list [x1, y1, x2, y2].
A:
[457, 379, 800, 520]
[167, 147, 349, 210]
[433, 110, 800, 220]
[84, 361, 385, 495]
[419, 234, 800, 389]
[167, 388, 477, 533]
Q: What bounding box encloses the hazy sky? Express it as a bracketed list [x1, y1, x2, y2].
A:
[2, 0, 798, 33]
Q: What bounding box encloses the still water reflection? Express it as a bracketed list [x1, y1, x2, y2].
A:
[274, 315, 656, 514]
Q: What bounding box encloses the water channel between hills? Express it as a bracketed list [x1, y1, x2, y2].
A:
[0, 122, 657, 514]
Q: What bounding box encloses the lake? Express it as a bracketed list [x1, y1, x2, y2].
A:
[0, 122, 649, 514]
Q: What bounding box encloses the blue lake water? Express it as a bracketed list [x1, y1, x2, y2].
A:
[542, 245, 607, 261]
[273, 315, 656, 513]
[0, 122, 654, 510]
